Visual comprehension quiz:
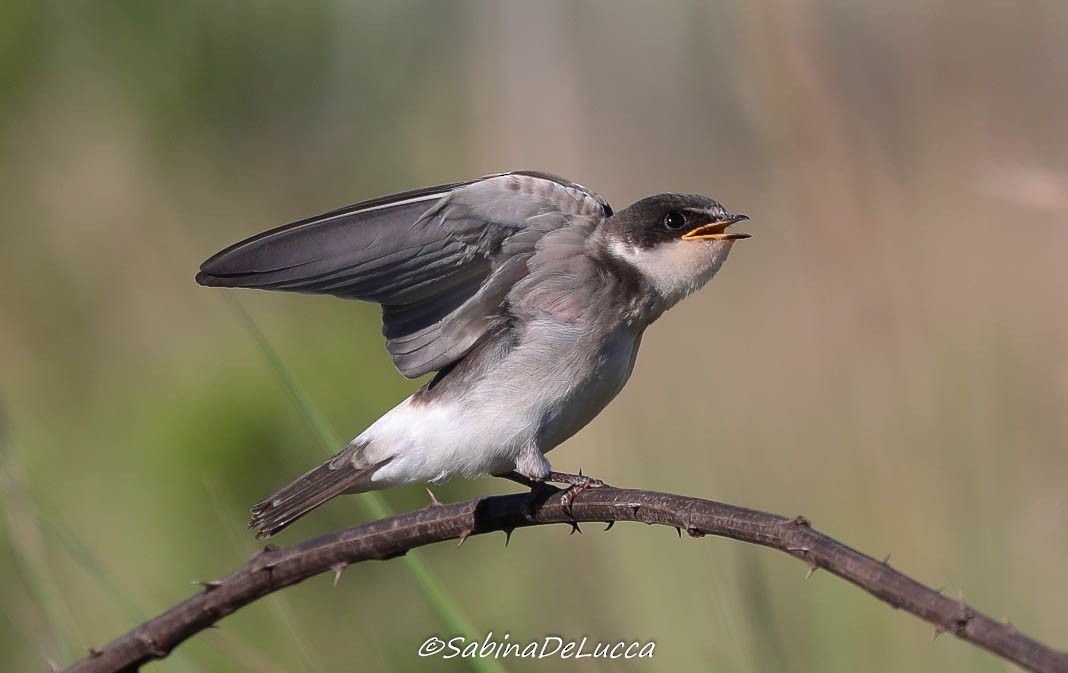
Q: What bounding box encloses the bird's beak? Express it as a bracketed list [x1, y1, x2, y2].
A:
[681, 214, 751, 241]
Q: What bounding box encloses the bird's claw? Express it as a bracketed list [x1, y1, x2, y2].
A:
[496, 469, 607, 521]
[546, 470, 609, 489]
[551, 471, 607, 518]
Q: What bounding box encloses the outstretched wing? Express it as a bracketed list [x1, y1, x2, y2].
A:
[197, 171, 612, 378]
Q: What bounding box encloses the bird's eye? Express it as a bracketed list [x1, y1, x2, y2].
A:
[663, 212, 687, 230]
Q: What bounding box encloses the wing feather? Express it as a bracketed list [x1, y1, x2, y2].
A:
[197, 172, 611, 377]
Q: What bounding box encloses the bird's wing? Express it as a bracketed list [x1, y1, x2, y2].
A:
[197, 171, 612, 378]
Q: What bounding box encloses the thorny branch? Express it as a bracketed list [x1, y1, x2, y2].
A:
[61, 487, 1068, 673]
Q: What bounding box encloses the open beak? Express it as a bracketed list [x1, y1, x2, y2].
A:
[681, 214, 751, 241]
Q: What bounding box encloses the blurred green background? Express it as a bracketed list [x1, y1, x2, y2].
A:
[2, 1, 1066, 671]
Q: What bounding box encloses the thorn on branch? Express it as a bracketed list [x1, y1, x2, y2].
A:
[804, 562, 817, 581]
[424, 487, 443, 507]
[675, 526, 682, 538]
[569, 521, 582, 535]
[931, 626, 945, 641]
[251, 544, 280, 572]
[603, 521, 615, 532]
[331, 562, 347, 586]
[457, 529, 472, 548]
[502, 527, 514, 547]
[251, 544, 279, 557]
[87, 648, 102, 658]
[882, 554, 892, 566]
[791, 515, 811, 527]
[193, 579, 223, 592]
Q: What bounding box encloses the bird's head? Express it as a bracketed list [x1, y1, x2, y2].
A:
[600, 193, 749, 319]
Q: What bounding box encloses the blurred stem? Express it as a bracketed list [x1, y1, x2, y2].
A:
[0, 410, 78, 664]
[228, 297, 506, 673]
[204, 479, 320, 673]
[1, 505, 80, 665]
[1, 441, 204, 673]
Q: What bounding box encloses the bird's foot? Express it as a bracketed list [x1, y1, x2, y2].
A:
[547, 470, 608, 518]
[545, 470, 608, 489]
[495, 470, 609, 520]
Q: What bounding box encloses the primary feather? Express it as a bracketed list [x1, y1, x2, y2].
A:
[197, 171, 611, 378]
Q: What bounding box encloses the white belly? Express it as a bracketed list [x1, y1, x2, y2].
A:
[358, 321, 642, 487]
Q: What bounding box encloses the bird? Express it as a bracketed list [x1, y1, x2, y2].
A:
[196, 171, 750, 538]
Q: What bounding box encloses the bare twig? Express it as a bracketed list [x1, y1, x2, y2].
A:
[61, 487, 1068, 673]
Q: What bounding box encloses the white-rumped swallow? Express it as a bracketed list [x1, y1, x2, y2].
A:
[197, 171, 749, 537]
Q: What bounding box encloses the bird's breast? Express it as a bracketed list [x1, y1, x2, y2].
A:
[522, 321, 643, 452]
[364, 317, 642, 483]
[433, 318, 642, 449]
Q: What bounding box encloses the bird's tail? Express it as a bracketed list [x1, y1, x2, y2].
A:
[249, 441, 388, 539]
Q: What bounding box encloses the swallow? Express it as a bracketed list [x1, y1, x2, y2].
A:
[196, 171, 749, 537]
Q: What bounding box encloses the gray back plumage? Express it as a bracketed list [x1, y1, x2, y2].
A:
[197, 172, 612, 378]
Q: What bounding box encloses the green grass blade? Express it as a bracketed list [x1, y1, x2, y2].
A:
[1, 504, 81, 666]
[1, 442, 205, 673]
[229, 298, 506, 673]
[203, 478, 320, 673]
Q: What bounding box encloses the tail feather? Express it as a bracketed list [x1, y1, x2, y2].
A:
[249, 443, 387, 539]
